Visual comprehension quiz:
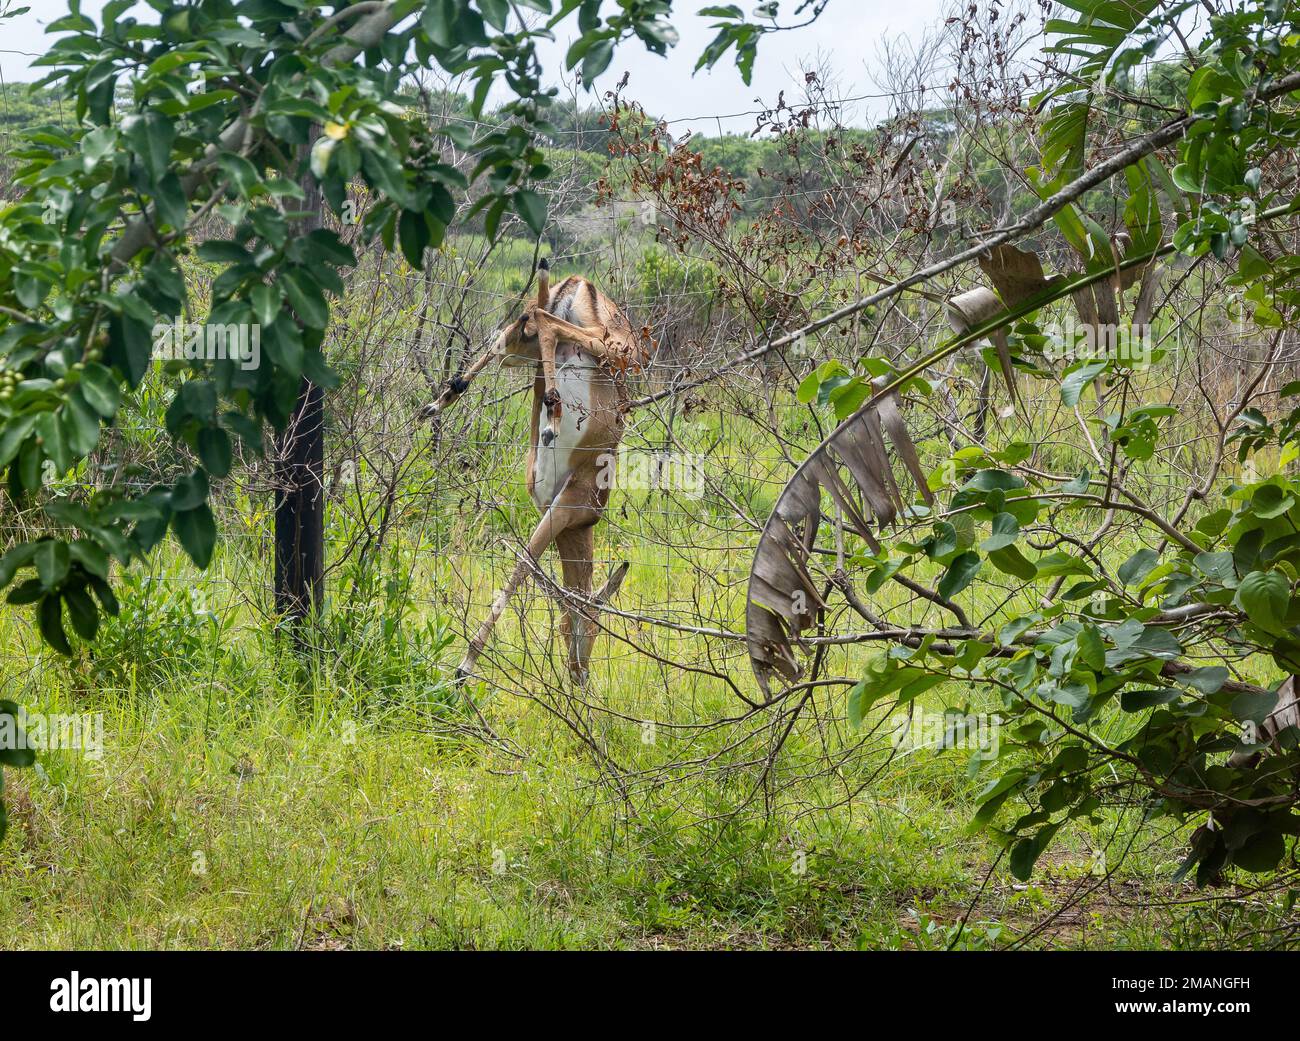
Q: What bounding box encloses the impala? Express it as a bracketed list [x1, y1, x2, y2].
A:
[427, 260, 651, 685]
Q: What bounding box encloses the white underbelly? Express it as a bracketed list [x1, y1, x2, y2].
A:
[533, 355, 594, 507]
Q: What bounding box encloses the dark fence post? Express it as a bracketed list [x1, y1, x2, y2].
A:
[274, 378, 325, 622]
[274, 141, 325, 629]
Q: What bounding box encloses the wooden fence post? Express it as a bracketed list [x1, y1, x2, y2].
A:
[274, 141, 326, 629]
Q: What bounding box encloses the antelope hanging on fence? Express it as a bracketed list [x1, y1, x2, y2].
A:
[426, 260, 651, 685]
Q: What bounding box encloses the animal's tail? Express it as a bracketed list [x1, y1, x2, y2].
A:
[536, 257, 549, 307]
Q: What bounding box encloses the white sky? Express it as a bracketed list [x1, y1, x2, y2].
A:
[1, 0, 955, 135]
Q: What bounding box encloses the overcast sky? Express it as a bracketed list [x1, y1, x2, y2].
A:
[1, 0, 956, 135]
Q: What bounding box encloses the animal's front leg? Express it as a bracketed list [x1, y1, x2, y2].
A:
[537, 323, 563, 447]
[555, 526, 596, 686]
[422, 338, 504, 417]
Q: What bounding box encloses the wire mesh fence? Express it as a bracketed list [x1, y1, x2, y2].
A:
[2, 47, 1297, 822]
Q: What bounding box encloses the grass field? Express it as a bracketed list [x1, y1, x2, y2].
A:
[0, 437, 1289, 950]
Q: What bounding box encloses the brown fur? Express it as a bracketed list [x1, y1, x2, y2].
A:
[426, 264, 648, 684]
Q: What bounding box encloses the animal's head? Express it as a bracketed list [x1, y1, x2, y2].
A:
[491, 257, 551, 355]
[423, 260, 550, 417]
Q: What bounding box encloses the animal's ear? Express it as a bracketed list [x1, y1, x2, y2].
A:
[536, 257, 549, 307]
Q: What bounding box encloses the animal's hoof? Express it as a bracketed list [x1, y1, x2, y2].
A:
[540, 427, 556, 447]
[449, 376, 469, 394]
[454, 663, 473, 685]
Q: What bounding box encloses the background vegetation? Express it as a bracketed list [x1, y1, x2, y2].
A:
[1, 0, 1299, 950]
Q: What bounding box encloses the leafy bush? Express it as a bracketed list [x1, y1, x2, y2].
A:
[318, 548, 456, 714]
[83, 565, 229, 692]
[634, 245, 718, 307]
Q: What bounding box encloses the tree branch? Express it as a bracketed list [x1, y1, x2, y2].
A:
[630, 68, 1300, 410]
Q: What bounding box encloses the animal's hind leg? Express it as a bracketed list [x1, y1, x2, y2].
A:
[456, 489, 577, 682]
[555, 525, 596, 685]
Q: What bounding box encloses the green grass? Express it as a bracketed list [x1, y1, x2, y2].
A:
[0, 483, 1291, 950]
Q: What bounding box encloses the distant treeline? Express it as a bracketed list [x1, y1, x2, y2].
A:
[0, 82, 893, 202]
[1, 80, 1153, 239]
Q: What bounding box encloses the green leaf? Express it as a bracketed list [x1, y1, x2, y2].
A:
[153, 171, 189, 230]
[197, 427, 232, 479]
[479, 0, 509, 30]
[512, 188, 548, 236]
[1009, 822, 1062, 882]
[250, 284, 282, 327]
[981, 513, 1020, 552]
[122, 110, 175, 183]
[80, 125, 118, 170]
[1061, 469, 1090, 495]
[1118, 547, 1159, 586]
[1120, 687, 1180, 711]
[1233, 831, 1285, 873]
[68, 539, 109, 580]
[398, 209, 430, 268]
[963, 469, 1026, 493]
[172, 504, 217, 569]
[581, 38, 615, 85]
[0, 414, 38, 468]
[1234, 569, 1289, 632]
[0, 701, 35, 768]
[34, 539, 69, 589]
[107, 313, 154, 388]
[846, 677, 870, 729]
[1183, 666, 1228, 694]
[938, 552, 981, 600]
[170, 470, 209, 511]
[1076, 625, 1105, 670]
[928, 521, 957, 559]
[217, 152, 261, 197]
[78, 363, 121, 418]
[1033, 551, 1090, 578]
[1193, 551, 1236, 583]
[63, 584, 99, 641]
[61, 390, 102, 457]
[89, 575, 120, 616]
[281, 269, 329, 330]
[988, 545, 1038, 580]
[196, 240, 251, 264]
[38, 592, 71, 655]
[310, 135, 336, 179]
[1251, 484, 1296, 520]
[1128, 626, 1183, 660]
[1230, 689, 1279, 725]
[795, 371, 820, 403]
[1060, 360, 1108, 406]
[421, 0, 456, 46]
[0, 544, 38, 590]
